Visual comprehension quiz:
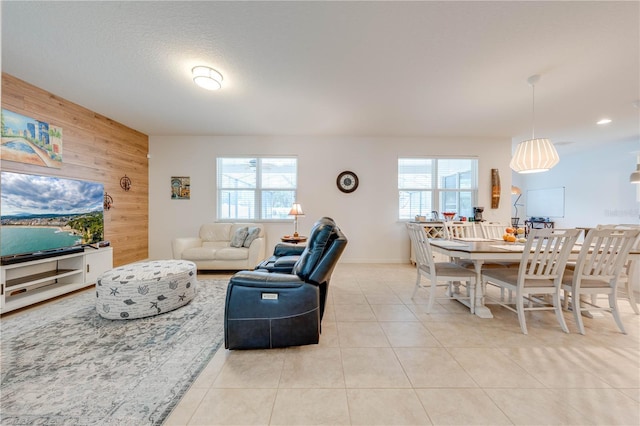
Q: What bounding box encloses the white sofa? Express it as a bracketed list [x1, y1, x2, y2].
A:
[172, 223, 266, 270]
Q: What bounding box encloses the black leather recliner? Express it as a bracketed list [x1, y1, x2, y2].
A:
[224, 217, 347, 350]
[256, 243, 305, 273]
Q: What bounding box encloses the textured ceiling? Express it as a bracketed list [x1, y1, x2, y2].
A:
[2, 1, 639, 152]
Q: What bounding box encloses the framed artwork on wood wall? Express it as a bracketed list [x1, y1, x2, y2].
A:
[1, 108, 63, 168]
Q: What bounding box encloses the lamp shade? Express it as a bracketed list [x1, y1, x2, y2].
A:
[510, 138, 559, 173]
[288, 203, 304, 216]
[511, 185, 522, 195]
[630, 164, 640, 184]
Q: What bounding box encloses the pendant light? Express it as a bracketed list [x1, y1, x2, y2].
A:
[630, 153, 640, 184]
[510, 75, 559, 173]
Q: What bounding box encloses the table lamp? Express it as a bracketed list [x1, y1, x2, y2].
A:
[288, 203, 305, 237]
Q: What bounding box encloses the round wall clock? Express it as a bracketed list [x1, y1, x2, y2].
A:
[336, 171, 359, 193]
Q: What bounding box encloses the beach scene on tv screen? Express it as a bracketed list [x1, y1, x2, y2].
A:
[1, 172, 104, 257]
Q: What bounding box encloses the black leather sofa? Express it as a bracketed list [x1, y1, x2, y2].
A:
[224, 217, 347, 349]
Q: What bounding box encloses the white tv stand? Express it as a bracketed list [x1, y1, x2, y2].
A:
[0, 247, 113, 314]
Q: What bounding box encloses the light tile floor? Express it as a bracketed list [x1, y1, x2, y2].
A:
[166, 263, 640, 426]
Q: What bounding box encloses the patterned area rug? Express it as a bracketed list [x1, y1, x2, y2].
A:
[0, 279, 228, 425]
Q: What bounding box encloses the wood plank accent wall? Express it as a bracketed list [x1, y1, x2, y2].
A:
[1, 73, 149, 267]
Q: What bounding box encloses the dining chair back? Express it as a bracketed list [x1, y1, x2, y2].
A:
[443, 221, 477, 239]
[406, 223, 477, 313]
[482, 228, 582, 334]
[480, 222, 508, 240]
[408, 223, 433, 274]
[478, 222, 519, 300]
[561, 227, 640, 334]
[594, 224, 640, 314]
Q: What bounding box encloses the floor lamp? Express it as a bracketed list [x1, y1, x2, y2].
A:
[511, 186, 523, 228]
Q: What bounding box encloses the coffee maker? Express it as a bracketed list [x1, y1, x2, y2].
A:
[473, 207, 484, 222]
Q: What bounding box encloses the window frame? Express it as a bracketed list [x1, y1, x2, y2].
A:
[217, 156, 298, 221]
[398, 156, 478, 220]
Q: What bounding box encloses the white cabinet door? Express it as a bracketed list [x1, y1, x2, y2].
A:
[84, 247, 113, 284]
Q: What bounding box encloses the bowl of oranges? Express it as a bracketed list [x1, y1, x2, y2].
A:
[503, 227, 526, 243]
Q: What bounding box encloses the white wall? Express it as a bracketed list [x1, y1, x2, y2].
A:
[148, 135, 513, 263]
[516, 140, 640, 292]
[517, 140, 640, 229]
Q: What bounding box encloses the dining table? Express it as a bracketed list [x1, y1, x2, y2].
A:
[429, 238, 523, 318]
[429, 237, 640, 319]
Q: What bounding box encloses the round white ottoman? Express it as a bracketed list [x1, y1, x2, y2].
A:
[96, 260, 197, 319]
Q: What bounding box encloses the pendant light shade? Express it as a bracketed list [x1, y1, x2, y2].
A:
[511, 75, 559, 174]
[630, 155, 640, 184]
[630, 165, 640, 184]
[510, 138, 560, 173]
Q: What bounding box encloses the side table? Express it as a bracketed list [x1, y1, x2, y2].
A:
[281, 235, 307, 244]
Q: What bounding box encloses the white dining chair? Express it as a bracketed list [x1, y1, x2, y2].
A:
[407, 223, 477, 313]
[595, 224, 640, 314]
[442, 221, 476, 268]
[478, 221, 519, 301]
[561, 228, 640, 334]
[443, 221, 477, 240]
[482, 228, 581, 335]
[617, 242, 640, 315]
[445, 221, 512, 272]
[479, 221, 508, 240]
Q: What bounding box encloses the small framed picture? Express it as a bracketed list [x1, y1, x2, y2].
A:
[171, 176, 190, 200]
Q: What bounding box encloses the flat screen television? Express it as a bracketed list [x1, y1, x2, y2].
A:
[1, 171, 105, 264]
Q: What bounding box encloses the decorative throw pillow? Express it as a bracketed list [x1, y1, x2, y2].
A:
[230, 227, 249, 248]
[243, 227, 261, 248]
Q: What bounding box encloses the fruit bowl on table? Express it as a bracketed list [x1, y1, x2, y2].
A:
[442, 212, 456, 221]
[503, 227, 527, 243]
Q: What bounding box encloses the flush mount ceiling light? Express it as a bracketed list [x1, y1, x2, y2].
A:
[597, 118, 612, 125]
[510, 74, 560, 174]
[192, 66, 223, 90]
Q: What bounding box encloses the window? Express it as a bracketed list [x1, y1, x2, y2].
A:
[217, 157, 297, 220]
[398, 158, 478, 220]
